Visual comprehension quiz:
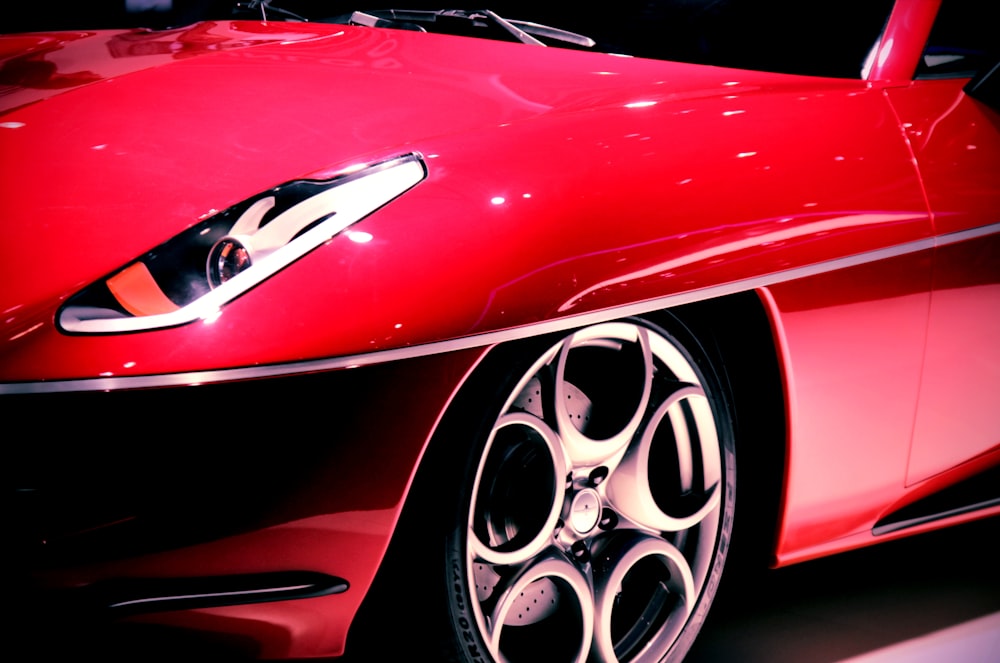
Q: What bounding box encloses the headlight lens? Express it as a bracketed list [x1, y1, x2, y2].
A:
[58, 154, 426, 334]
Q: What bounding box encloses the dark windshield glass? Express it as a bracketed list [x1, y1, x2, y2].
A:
[6, 0, 896, 79]
[916, 0, 997, 79]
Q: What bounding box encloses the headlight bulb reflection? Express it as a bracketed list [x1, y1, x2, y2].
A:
[208, 237, 253, 287]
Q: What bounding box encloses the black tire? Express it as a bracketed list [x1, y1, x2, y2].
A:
[439, 317, 737, 663]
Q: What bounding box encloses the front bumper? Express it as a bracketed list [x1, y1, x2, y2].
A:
[7, 347, 485, 659]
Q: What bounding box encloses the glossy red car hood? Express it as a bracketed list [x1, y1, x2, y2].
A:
[0, 20, 827, 349]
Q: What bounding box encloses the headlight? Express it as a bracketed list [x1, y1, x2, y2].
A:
[58, 154, 426, 334]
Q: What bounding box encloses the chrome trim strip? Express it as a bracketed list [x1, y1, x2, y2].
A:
[109, 583, 315, 609]
[872, 497, 1000, 537]
[939, 221, 1000, 244]
[95, 571, 350, 614]
[3, 222, 997, 395]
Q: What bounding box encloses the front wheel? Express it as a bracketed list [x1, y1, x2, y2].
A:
[444, 318, 736, 663]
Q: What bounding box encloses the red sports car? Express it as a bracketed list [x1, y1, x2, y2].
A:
[3, 1, 998, 661]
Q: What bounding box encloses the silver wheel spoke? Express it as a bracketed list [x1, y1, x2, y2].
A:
[606, 385, 722, 533]
[592, 535, 696, 663]
[469, 412, 568, 566]
[481, 552, 594, 663]
[553, 323, 654, 466]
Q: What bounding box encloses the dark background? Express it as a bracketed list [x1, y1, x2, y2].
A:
[5, 0, 897, 78]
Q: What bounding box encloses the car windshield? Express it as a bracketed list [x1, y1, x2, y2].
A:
[7, 0, 896, 79]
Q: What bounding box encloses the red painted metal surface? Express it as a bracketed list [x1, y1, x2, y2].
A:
[22, 347, 488, 659]
[763, 252, 933, 563]
[3, 1, 998, 658]
[886, 78, 1000, 485]
[0, 23, 929, 382]
[866, 0, 940, 82]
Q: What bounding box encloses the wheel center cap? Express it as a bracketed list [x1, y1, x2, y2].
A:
[569, 488, 602, 534]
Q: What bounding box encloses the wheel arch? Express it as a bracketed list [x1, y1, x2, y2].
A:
[408, 291, 788, 579]
[347, 291, 787, 659]
[662, 291, 787, 572]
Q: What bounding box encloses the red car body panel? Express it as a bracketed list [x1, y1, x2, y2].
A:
[22, 348, 488, 659]
[2, 24, 932, 381]
[887, 79, 1000, 485]
[763, 254, 933, 560]
[867, 0, 941, 83]
[3, 1, 998, 659]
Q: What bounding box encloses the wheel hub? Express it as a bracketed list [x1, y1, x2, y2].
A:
[569, 488, 602, 535]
